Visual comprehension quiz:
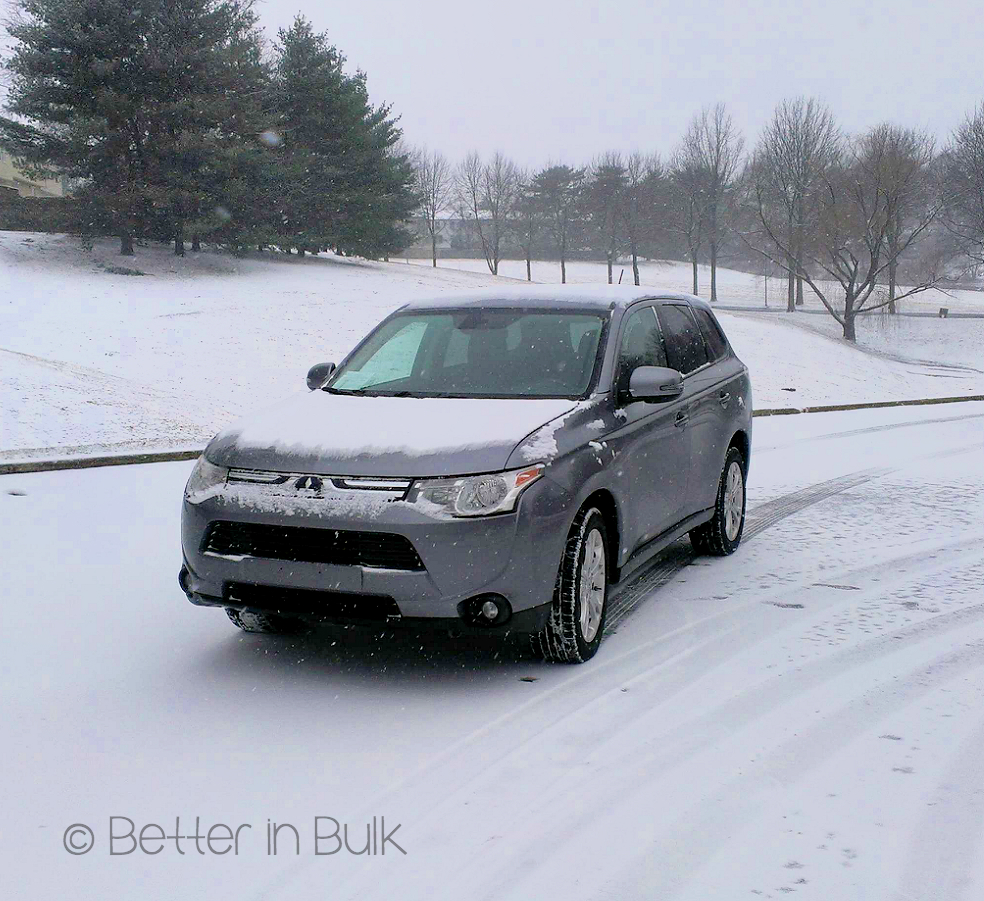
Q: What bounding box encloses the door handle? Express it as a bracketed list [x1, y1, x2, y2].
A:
[719, 391, 731, 408]
[674, 411, 689, 428]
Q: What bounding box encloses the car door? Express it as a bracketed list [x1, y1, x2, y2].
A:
[606, 303, 691, 562]
[655, 302, 730, 515]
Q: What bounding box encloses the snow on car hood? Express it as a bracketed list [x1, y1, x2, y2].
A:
[205, 390, 579, 477]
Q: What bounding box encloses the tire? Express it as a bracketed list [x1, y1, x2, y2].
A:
[225, 607, 306, 634]
[689, 446, 746, 556]
[533, 507, 610, 663]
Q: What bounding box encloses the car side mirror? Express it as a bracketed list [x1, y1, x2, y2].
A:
[306, 362, 335, 391]
[628, 366, 684, 403]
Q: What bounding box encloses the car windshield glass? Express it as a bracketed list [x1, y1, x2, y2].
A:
[329, 309, 606, 398]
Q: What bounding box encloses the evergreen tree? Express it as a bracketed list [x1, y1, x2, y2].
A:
[1, 0, 267, 254]
[268, 17, 416, 258]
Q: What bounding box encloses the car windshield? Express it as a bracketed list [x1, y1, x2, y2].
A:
[328, 308, 606, 398]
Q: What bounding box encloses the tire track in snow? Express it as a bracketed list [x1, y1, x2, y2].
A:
[609, 436, 982, 631]
[271, 539, 984, 901]
[894, 713, 984, 901]
[600, 642, 984, 901]
[489, 631, 984, 901]
[607, 466, 893, 629]
[389, 555, 984, 901]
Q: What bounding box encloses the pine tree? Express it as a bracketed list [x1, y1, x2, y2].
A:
[268, 17, 416, 258]
[1, 0, 267, 255]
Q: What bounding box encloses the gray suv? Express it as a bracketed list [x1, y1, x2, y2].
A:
[179, 286, 751, 662]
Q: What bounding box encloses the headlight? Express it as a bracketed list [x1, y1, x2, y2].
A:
[411, 464, 544, 517]
[184, 455, 229, 503]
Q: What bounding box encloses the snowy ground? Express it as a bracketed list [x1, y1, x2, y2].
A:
[3, 233, 982, 461]
[3, 402, 982, 900]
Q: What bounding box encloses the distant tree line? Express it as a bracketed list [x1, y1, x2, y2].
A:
[412, 100, 984, 341]
[0, 2, 417, 258]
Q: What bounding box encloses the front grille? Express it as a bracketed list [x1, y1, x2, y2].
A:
[203, 521, 424, 571]
[225, 583, 401, 623]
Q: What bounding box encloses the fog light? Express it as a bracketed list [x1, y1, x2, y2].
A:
[457, 593, 511, 627]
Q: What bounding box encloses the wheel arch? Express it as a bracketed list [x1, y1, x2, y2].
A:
[580, 488, 621, 580]
[728, 429, 750, 476]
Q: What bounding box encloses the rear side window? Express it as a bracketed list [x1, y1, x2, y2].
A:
[656, 304, 708, 374]
[693, 307, 729, 360]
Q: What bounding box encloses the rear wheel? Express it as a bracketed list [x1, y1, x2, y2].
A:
[225, 608, 306, 634]
[533, 507, 609, 663]
[689, 446, 746, 556]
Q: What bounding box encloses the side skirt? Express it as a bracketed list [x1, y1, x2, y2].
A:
[614, 507, 714, 585]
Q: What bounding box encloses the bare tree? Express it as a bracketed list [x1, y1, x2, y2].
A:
[871, 125, 937, 312]
[750, 98, 840, 311]
[943, 103, 984, 273]
[675, 104, 744, 300]
[621, 152, 662, 286]
[531, 164, 585, 284]
[456, 150, 520, 275]
[667, 151, 706, 294]
[411, 147, 453, 267]
[753, 126, 943, 341]
[513, 170, 543, 282]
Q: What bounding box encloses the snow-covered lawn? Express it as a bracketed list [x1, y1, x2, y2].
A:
[2, 403, 982, 900]
[3, 232, 983, 461]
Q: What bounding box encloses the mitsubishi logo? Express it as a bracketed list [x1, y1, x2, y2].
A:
[294, 476, 324, 492]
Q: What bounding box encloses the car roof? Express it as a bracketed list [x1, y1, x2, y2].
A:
[398, 284, 707, 313]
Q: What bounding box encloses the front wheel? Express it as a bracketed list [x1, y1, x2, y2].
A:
[226, 607, 306, 634]
[690, 446, 746, 556]
[533, 507, 609, 663]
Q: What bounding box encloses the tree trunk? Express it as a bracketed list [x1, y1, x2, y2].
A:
[191, 234, 201, 253]
[794, 224, 804, 304]
[607, 251, 613, 285]
[888, 257, 898, 314]
[174, 224, 185, 257]
[561, 253, 567, 285]
[120, 232, 135, 256]
[298, 248, 305, 257]
[632, 250, 640, 286]
[843, 299, 857, 341]
[709, 240, 718, 301]
[431, 234, 437, 268]
[526, 255, 532, 282]
[786, 251, 796, 312]
[691, 256, 698, 295]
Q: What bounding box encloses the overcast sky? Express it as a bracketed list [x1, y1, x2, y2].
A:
[256, 0, 980, 167]
[1, 0, 979, 168]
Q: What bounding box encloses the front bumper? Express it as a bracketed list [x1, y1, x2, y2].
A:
[179, 473, 572, 632]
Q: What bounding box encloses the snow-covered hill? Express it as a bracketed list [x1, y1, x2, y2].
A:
[3, 232, 982, 460]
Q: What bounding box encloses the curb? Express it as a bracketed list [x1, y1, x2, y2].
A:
[751, 394, 984, 417]
[0, 449, 201, 475]
[2, 394, 982, 476]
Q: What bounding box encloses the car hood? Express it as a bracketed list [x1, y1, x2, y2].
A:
[205, 391, 580, 477]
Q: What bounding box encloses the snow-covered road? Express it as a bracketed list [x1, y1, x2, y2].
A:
[3, 404, 983, 900]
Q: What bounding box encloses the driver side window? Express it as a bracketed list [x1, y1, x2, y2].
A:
[616, 306, 666, 398]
